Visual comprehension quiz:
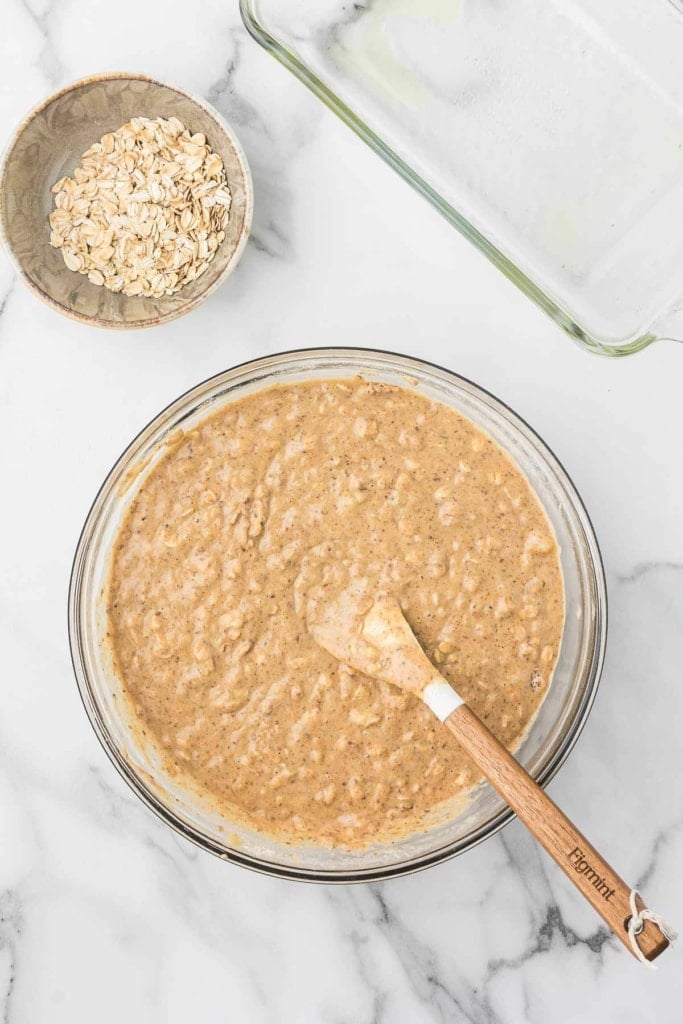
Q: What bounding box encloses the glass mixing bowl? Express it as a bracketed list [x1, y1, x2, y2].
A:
[68, 349, 607, 881]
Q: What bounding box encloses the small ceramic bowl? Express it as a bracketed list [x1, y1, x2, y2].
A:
[0, 72, 253, 329]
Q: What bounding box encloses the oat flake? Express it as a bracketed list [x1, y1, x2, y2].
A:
[48, 116, 231, 298]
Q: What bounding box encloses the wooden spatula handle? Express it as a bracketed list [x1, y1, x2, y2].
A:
[445, 704, 669, 962]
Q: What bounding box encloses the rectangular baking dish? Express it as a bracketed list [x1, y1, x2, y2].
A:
[241, 0, 683, 355]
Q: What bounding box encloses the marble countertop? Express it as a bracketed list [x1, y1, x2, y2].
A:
[1, 2, 682, 1021]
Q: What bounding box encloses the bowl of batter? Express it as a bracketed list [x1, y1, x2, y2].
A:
[69, 349, 606, 880]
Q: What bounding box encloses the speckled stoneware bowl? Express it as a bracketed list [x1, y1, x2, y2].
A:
[0, 72, 253, 329]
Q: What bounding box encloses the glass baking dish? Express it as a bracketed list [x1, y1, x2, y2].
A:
[69, 348, 606, 881]
[241, 0, 683, 356]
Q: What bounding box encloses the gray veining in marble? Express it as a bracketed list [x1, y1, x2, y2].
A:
[0, 1, 681, 1022]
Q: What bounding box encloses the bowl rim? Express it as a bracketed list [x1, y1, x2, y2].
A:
[68, 346, 608, 882]
[0, 70, 253, 330]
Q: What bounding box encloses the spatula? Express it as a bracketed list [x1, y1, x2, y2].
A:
[309, 592, 674, 964]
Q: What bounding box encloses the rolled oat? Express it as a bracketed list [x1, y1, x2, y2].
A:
[48, 116, 231, 298]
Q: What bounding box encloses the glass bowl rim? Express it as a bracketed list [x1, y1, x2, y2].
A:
[68, 346, 607, 882]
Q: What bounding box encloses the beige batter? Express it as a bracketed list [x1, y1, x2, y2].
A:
[107, 379, 564, 847]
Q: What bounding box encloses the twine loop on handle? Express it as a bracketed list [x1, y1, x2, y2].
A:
[627, 889, 677, 967]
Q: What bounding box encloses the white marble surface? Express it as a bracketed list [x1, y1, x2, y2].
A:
[1, 2, 682, 1021]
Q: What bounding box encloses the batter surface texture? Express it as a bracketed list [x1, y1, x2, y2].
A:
[107, 379, 564, 847]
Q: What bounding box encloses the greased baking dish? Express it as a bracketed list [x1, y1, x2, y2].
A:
[241, 0, 683, 355]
